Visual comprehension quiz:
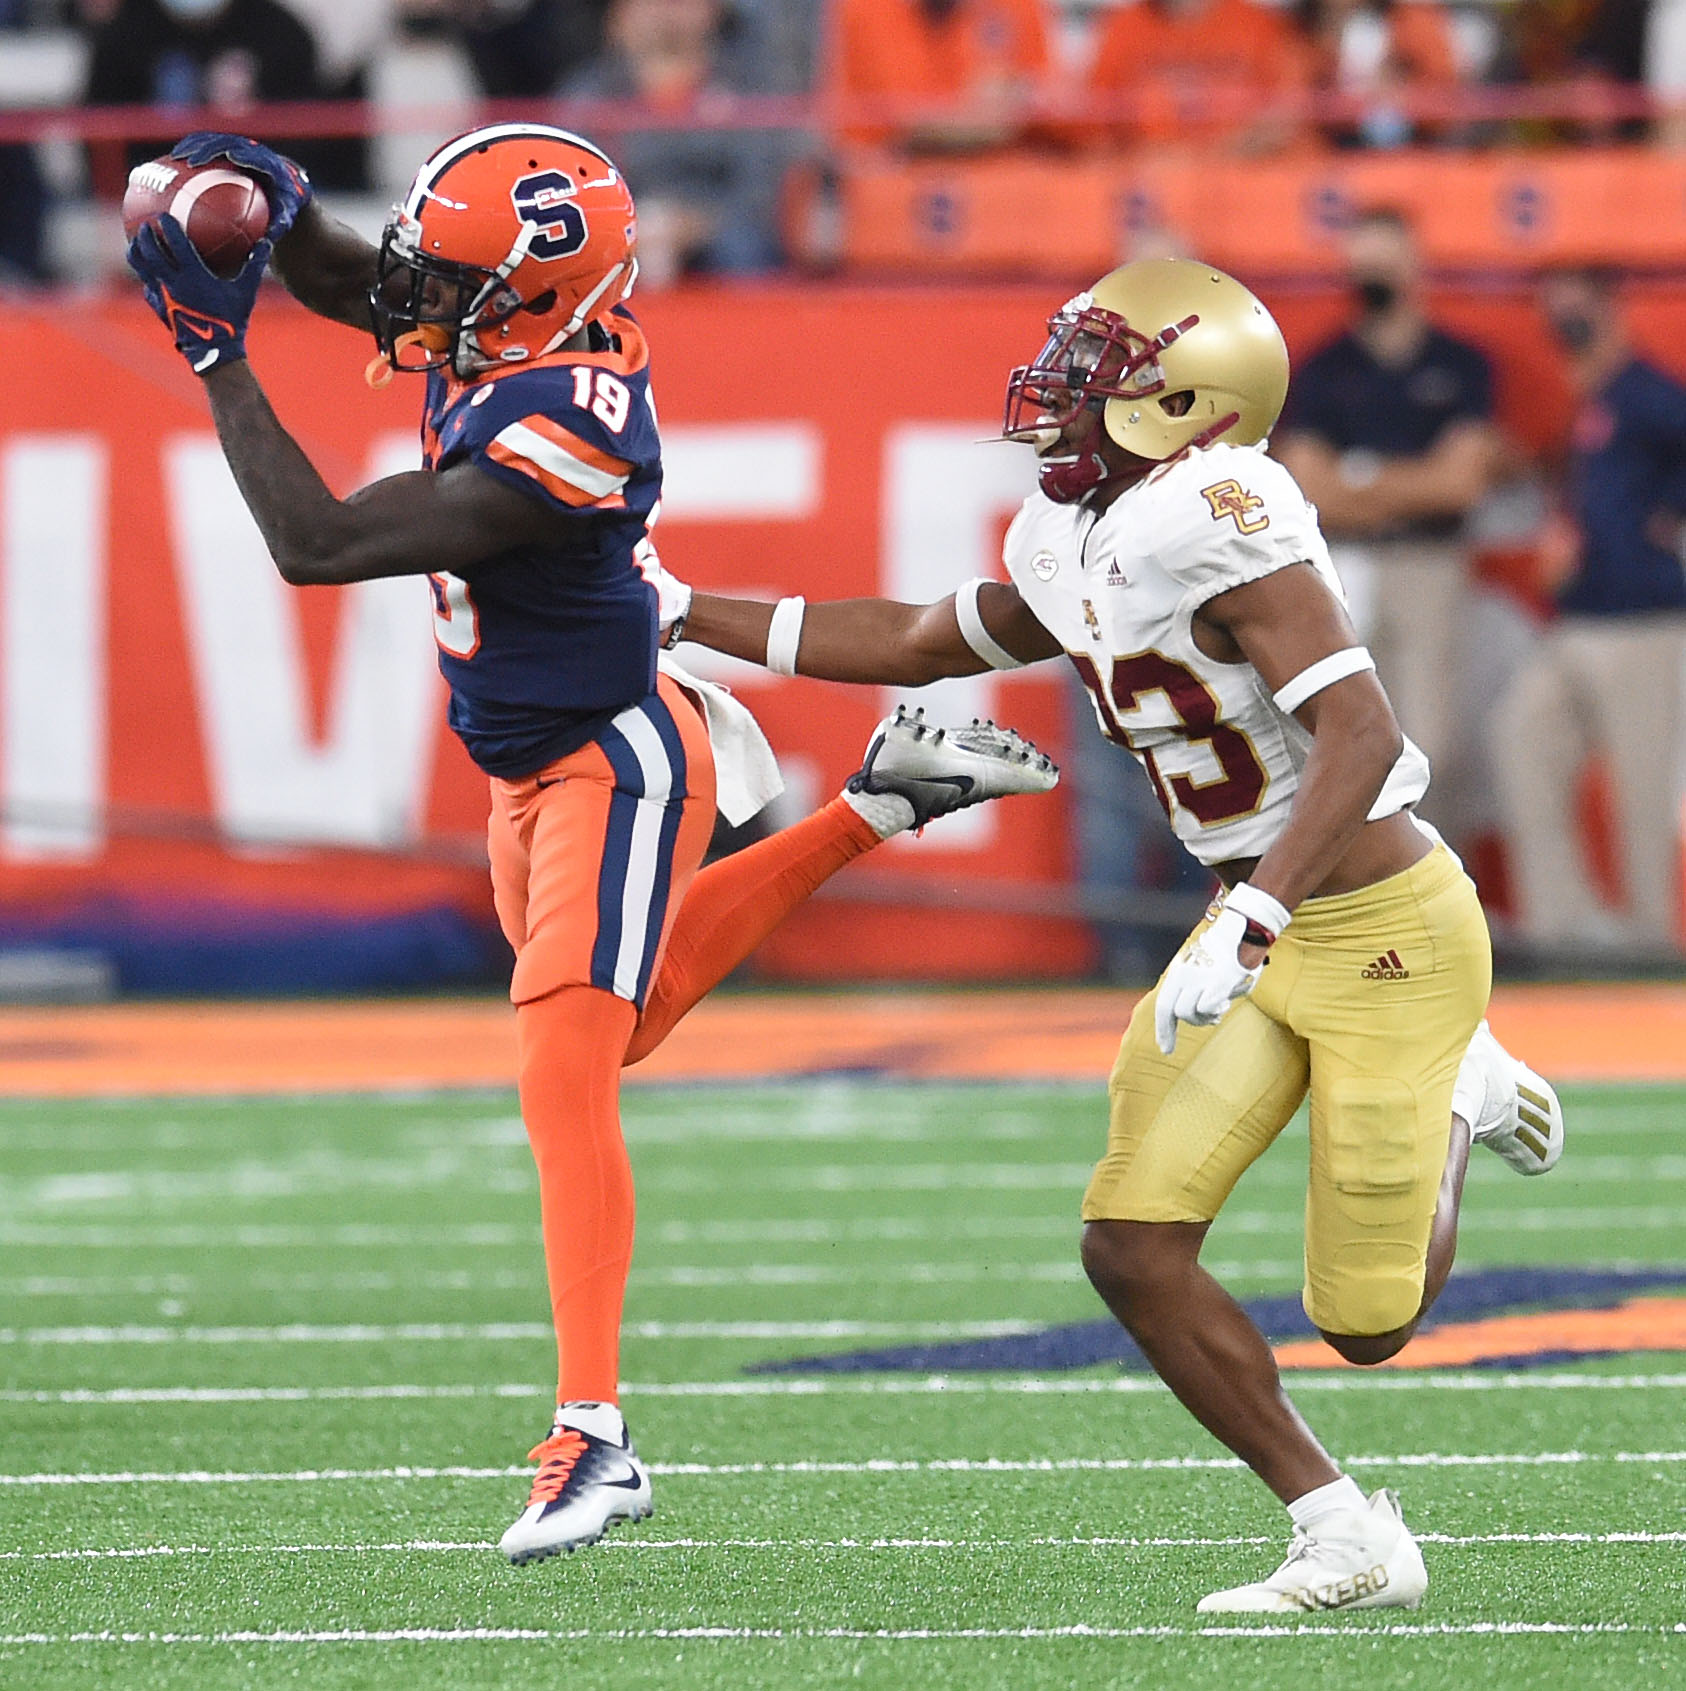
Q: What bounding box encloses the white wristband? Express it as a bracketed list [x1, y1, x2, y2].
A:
[766, 595, 806, 677]
[1272, 647, 1375, 716]
[1223, 880, 1292, 941]
[955, 577, 1026, 671]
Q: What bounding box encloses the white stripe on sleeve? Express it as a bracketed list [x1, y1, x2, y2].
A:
[492, 422, 630, 501]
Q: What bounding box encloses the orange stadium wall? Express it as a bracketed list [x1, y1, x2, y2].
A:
[1, 279, 1680, 987]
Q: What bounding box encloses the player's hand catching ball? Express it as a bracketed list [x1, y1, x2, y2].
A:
[1154, 883, 1290, 1055]
[169, 131, 313, 241]
[127, 215, 271, 375]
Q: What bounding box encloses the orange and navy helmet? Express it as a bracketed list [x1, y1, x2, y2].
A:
[370, 124, 638, 380]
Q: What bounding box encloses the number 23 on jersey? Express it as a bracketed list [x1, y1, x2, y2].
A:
[1070, 648, 1269, 828]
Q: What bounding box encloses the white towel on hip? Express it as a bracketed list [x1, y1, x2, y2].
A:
[657, 653, 784, 826]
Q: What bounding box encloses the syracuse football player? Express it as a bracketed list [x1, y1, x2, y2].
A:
[125, 124, 1056, 1564]
[677, 259, 1567, 1613]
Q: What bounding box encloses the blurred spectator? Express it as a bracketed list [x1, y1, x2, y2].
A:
[1084, 0, 1308, 154]
[0, 146, 51, 282]
[825, 0, 1052, 152]
[79, 0, 363, 193]
[442, 0, 608, 97]
[1276, 206, 1501, 836]
[1292, 0, 1462, 148]
[561, 0, 794, 281]
[1513, 0, 1649, 82]
[1506, 0, 1650, 140]
[1647, 0, 1686, 143]
[1492, 268, 1686, 956]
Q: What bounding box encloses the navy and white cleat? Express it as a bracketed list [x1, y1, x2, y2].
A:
[846, 704, 1059, 829]
[498, 1402, 652, 1565]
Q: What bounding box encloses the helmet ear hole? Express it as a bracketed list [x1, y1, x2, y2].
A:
[524, 289, 557, 316]
[1160, 389, 1196, 418]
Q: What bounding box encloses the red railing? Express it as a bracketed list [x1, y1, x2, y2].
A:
[0, 79, 1677, 147]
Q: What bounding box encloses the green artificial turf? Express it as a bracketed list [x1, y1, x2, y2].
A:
[1, 1076, 1683, 1689]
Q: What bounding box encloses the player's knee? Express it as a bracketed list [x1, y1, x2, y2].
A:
[1309, 1266, 1424, 1362]
[1318, 1322, 1414, 1367]
[1080, 1220, 1197, 1316]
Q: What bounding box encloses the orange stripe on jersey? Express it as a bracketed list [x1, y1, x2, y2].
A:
[486, 420, 633, 508]
[519, 414, 633, 482]
[486, 438, 612, 507]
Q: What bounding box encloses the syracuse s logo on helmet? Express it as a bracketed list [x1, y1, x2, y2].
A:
[510, 171, 590, 262]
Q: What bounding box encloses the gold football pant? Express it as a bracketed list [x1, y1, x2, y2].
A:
[1082, 843, 1491, 1337]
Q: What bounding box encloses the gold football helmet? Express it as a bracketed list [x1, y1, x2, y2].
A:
[1004, 259, 1290, 501]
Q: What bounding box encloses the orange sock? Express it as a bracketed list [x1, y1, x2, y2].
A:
[626, 797, 880, 1065]
[516, 985, 639, 1406]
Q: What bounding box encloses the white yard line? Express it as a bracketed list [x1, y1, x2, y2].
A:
[0, 1623, 1678, 1644]
[8, 1206, 1685, 1250]
[0, 1223, 536, 1249]
[4, 1451, 1684, 1486]
[0, 1319, 1042, 1346]
[5, 1373, 1685, 1408]
[5, 1529, 1686, 1564]
[0, 1259, 1311, 1297]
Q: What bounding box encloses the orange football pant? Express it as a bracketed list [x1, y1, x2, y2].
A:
[488, 677, 881, 1406]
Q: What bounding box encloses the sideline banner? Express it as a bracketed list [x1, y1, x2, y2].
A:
[0, 281, 1662, 985]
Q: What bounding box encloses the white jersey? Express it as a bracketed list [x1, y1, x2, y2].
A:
[1004, 441, 1429, 867]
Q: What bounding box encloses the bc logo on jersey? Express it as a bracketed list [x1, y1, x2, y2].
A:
[510, 171, 589, 261]
[1201, 479, 1270, 535]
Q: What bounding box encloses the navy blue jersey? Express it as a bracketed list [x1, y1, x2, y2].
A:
[421, 306, 662, 777]
[1281, 325, 1493, 541]
[1559, 359, 1686, 616]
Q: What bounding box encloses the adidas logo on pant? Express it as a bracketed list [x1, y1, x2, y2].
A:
[1361, 949, 1409, 980]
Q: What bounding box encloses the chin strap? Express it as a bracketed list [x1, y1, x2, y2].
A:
[1039, 450, 1110, 503]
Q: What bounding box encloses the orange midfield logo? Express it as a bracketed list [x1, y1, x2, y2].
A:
[1361, 949, 1409, 980]
[1201, 480, 1269, 534]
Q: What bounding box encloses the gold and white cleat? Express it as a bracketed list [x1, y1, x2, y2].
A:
[1197, 1488, 1427, 1615]
[1460, 1020, 1565, 1176]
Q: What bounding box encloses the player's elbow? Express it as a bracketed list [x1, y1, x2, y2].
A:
[272, 513, 382, 586]
[897, 644, 969, 687]
[1348, 692, 1405, 776]
[1316, 685, 1403, 780]
[272, 544, 338, 586]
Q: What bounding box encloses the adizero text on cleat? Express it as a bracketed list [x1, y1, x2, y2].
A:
[498, 1411, 652, 1565]
[1197, 1489, 1427, 1615]
[845, 704, 1059, 828]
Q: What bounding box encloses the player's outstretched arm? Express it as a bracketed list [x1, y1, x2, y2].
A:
[1202, 562, 1404, 914]
[684, 582, 1060, 686]
[201, 362, 555, 584]
[270, 199, 378, 334]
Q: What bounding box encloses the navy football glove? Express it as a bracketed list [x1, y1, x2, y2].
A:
[170, 131, 313, 240]
[128, 216, 272, 375]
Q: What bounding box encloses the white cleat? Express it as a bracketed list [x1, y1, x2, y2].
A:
[1460, 1020, 1565, 1176]
[498, 1402, 652, 1565]
[1197, 1488, 1427, 1615]
[846, 704, 1059, 828]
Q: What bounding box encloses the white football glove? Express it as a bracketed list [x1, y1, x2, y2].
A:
[635, 540, 693, 649]
[1154, 884, 1291, 1056]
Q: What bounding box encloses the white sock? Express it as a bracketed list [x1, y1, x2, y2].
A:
[842, 785, 915, 839]
[1451, 1019, 1504, 1135]
[553, 1400, 625, 1442]
[1286, 1474, 1367, 1532]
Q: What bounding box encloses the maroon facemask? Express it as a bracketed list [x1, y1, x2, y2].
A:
[1002, 296, 1200, 504]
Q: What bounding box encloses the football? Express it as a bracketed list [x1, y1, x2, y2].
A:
[122, 157, 271, 279]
